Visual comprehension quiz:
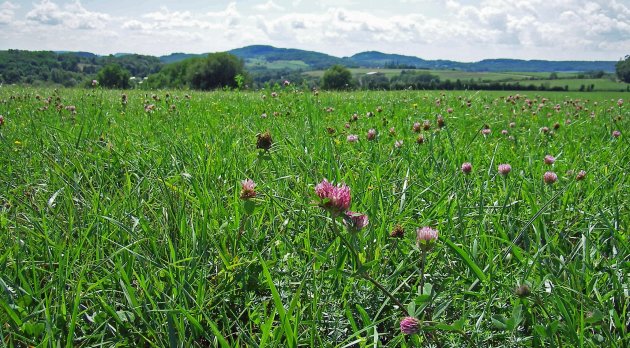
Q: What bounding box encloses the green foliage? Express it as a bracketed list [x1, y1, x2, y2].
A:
[96, 64, 131, 89]
[187, 52, 246, 90]
[145, 53, 247, 90]
[322, 64, 353, 90]
[0, 87, 628, 346]
[615, 55, 630, 83]
[0, 50, 162, 87]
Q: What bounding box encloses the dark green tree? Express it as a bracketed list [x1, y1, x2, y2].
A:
[615, 55, 630, 83]
[322, 65, 352, 90]
[96, 64, 131, 89]
[186, 52, 246, 90]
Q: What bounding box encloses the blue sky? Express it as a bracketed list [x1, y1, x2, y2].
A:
[0, 0, 628, 61]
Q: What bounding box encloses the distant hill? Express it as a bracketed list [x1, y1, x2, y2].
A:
[349, 52, 616, 72]
[229, 45, 352, 70]
[159, 53, 205, 64]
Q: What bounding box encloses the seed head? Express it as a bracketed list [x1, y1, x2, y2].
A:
[576, 170, 586, 181]
[390, 225, 405, 238]
[544, 155, 555, 165]
[437, 115, 445, 128]
[256, 131, 273, 151]
[416, 134, 424, 144]
[400, 317, 421, 335]
[423, 120, 431, 131]
[412, 122, 421, 133]
[515, 284, 531, 298]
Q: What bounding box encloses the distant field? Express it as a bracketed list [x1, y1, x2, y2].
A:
[305, 68, 628, 91]
[245, 58, 311, 70]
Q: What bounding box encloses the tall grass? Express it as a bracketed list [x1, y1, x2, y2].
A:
[0, 87, 628, 347]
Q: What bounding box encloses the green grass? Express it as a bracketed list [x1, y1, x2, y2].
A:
[0, 87, 628, 347]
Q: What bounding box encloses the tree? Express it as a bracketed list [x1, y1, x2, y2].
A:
[96, 64, 131, 89]
[186, 52, 246, 90]
[322, 65, 352, 90]
[615, 55, 630, 83]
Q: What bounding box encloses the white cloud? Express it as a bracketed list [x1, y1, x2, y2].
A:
[255, 0, 285, 12]
[0, 1, 18, 24]
[25, 0, 110, 29]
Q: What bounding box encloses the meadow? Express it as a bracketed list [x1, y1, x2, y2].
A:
[0, 87, 628, 347]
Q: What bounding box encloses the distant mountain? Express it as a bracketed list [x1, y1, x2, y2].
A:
[350, 51, 428, 68]
[159, 53, 205, 64]
[349, 53, 616, 72]
[149, 45, 617, 73]
[228, 45, 352, 70]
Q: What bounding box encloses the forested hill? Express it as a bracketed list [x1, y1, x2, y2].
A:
[0, 50, 162, 86]
[0, 46, 618, 87]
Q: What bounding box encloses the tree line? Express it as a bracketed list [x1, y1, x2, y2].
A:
[2, 50, 629, 91]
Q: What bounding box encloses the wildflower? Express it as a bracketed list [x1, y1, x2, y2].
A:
[271, 92, 278, 98]
[543, 171, 558, 184]
[544, 155, 555, 165]
[261, 113, 268, 118]
[416, 134, 424, 144]
[416, 226, 438, 251]
[366, 129, 377, 140]
[343, 211, 369, 232]
[390, 225, 405, 238]
[344, 123, 351, 129]
[540, 126, 550, 133]
[65, 105, 76, 113]
[240, 179, 257, 199]
[423, 120, 431, 130]
[400, 317, 421, 335]
[376, 106, 383, 113]
[446, 107, 453, 114]
[283, 80, 290, 86]
[618, 99, 623, 107]
[256, 131, 273, 151]
[121, 94, 127, 105]
[576, 170, 586, 181]
[0, 115, 4, 126]
[612, 130, 621, 138]
[92, 79, 98, 86]
[315, 179, 351, 214]
[144, 104, 155, 113]
[412, 122, 421, 132]
[553, 122, 560, 130]
[509, 122, 516, 128]
[461, 162, 472, 174]
[389, 127, 396, 136]
[501, 129, 508, 135]
[481, 128, 491, 136]
[347, 134, 358, 142]
[395, 140, 403, 148]
[326, 127, 336, 135]
[498, 164, 511, 176]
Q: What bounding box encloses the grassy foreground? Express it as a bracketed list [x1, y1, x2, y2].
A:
[0, 87, 628, 347]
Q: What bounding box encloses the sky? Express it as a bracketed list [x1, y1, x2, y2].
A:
[0, 0, 628, 62]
